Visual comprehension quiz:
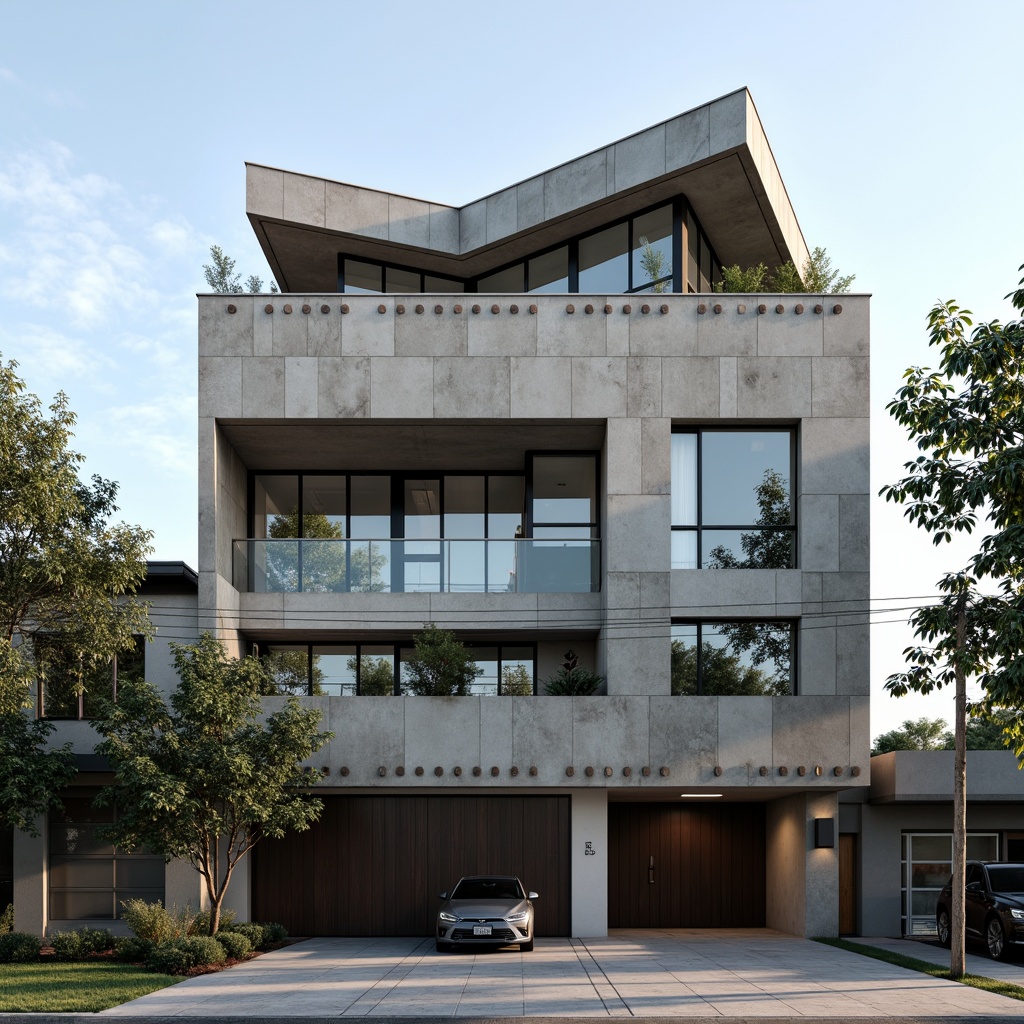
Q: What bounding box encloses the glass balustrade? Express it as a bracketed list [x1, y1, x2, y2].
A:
[233, 538, 599, 594]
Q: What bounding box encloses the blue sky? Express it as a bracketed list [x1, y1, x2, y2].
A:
[2, 0, 1022, 737]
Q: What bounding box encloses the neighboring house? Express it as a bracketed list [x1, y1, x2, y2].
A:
[840, 751, 1024, 938]
[14, 87, 872, 939]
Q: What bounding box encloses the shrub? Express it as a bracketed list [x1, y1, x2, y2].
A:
[190, 907, 236, 936]
[51, 930, 86, 962]
[223, 922, 265, 949]
[260, 922, 288, 947]
[0, 903, 13, 935]
[542, 650, 603, 696]
[120, 899, 196, 943]
[214, 930, 251, 959]
[0, 932, 42, 963]
[79, 927, 115, 953]
[115, 936, 155, 963]
[401, 624, 481, 695]
[146, 936, 226, 975]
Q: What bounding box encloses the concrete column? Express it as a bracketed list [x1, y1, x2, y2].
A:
[570, 790, 607, 937]
[766, 791, 839, 937]
[13, 818, 45, 936]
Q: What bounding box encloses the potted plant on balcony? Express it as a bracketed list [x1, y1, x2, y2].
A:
[542, 650, 603, 695]
[402, 624, 481, 696]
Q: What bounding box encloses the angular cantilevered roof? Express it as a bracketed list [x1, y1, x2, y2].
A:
[246, 88, 809, 293]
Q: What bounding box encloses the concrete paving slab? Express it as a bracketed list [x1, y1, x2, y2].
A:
[95, 930, 1024, 1018]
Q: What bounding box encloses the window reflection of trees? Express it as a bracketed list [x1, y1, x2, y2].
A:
[706, 469, 793, 570]
[671, 622, 792, 696]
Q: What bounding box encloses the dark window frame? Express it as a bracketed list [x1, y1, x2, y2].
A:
[670, 619, 797, 696]
[670, 427, 797, 569]
[37, 636, 146, 721]
[257, 640, 539, 697]
[337, 196, 721, 295]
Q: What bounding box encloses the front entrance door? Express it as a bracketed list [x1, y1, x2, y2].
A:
[608, 802, 765, 927]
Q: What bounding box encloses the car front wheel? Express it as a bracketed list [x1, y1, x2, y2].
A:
[936, 908, 951, 948]
[986, 916, 1010, 961]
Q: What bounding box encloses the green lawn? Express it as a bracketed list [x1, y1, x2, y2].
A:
[816, 937, 1024, 1004]
[0, 960, 179, 1012]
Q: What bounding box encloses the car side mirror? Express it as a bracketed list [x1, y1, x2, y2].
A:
[438, 892, 448, 900]
[966, 881, 983, 892]
[528, 892, 539, 899]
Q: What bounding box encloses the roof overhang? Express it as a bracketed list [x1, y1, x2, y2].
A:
[245, 88, 809, 293]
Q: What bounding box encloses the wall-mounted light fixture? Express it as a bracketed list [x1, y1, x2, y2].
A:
[814, 818, 835, 849]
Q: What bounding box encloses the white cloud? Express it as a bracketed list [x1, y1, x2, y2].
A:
[0, 322, 119, 395]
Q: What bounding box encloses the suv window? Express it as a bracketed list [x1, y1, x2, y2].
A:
[966, 863, 985, 889]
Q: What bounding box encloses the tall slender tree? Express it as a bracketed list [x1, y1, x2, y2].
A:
[881, 264, 1024, 976]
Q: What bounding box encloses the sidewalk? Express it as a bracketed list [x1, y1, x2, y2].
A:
[857, 935, 1024, 983]
[93, 929, 1024, 1018]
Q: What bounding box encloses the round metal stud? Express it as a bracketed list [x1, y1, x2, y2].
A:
[794, 303, 804, 314]
[433, 766, 443, 777]
[491, 304, 500, 315]
[415, 766, 424, 776]
[434, 304, 443, 314]
[529, 304, 538, 314]
[396, 766, 405, 777]
[264, 304, 274, 314]
[377, 304, 386, 314]
[226, 304, 237, 314]
[340, 766, 350, 777]
[283, 304, 293, 314]
[623, 766, 632, 777]
[341, 304, 350, 314]
[713, 304, 722, 314]
[737, 303, 747, 314]
[814, 304, 823, 314]
[797, 766, 807, 777]
[641, 766, 651, 777]
[833, 766, 843, 777]
[472, 304, 481, 314]
[510, 765, 519, 776]
[759, 766, 769, 777]
[815, 765, 823, 777]
[565, 303, 575, 314]
[584, 304, 594, 314]
[472, 766, 482, 776]
[713, 766, 723, 777]
[851, 766, 862, 777]
[604, 304, 613, 314]
[510, 304, 519, 314]
[565, 766, 575, 777]
[454, 304, 464, 314]
[697, 304, 707, 314]
[378, 766, 387, 777]
[396, 304, 406, 315]
[833, 303, 844, 314]
[641, 304, 651, 315]
[584, 766, 594, 777]
[758, 304, 767, 314]
[529, 765, 538, 777]
[604, 766, 613, 777]
[490, 766, 499, 777]
[301, 304, 311, 314]
[660, 766, 670, 777]
[775, 304, 784, 314]
[622, 304, 632, 314]
[660, 304, 669, 314]
[415, 304, 424, 314]
[454, 765, 462, 776]
[320, 304, 330, 314]
[779, 766, 789, 776]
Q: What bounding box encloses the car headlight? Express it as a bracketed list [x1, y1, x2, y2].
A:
[439, 911, 459, 923]
[1010, 909, 1024, 920]
[505, 911, 530, 924]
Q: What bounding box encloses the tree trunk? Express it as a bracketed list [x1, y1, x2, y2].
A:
[951, 595, 967, 980]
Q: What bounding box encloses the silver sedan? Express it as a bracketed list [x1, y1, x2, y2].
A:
[435, 875, 537, 952]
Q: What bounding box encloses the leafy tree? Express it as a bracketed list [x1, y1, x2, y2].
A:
[637, 236, 671, 293]
[0, 357, 151, 833]
[401, 624, 481, 696]
[706, 468, 792, 570]
[717, 246, 854, 294]
[880, 263, 1024, 977]
[93, 633, 331, 934]
[264, 509, 386, 594]
[500, 663, 533, 696]
[203, 245, 278, 294]
[872, 717, 951, 755]
[352, 654, 395, 695]
[542, 650, 603, 696]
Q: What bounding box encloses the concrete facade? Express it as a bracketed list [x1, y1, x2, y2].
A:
[16, 88, 871, 940]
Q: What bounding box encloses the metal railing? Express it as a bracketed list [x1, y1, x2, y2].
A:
[233, 538, 600, 594]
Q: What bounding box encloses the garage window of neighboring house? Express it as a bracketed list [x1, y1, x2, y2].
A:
[259, 641, 537, 696]
[671, 621, 795, 695]
[48, 791, 164, 922]
[902, 832, 999, 936]
[36, 637, 145, 720]
[671, 428, 795, 569]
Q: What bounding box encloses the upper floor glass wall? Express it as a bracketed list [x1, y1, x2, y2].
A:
[337, 197, 721, 295]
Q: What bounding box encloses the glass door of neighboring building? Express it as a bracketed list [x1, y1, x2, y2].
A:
[901, 832, 999, 936]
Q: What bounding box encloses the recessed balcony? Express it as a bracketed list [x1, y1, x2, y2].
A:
[233, 538, 600, 595]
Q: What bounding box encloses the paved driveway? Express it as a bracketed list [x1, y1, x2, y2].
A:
[100, 929, 1023, 1018]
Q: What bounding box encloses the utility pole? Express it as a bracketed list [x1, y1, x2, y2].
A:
[950, 589, 967, 980]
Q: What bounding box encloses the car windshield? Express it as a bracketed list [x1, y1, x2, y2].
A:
[987, 866, 1024, 892]
[451, 877, 524, 900]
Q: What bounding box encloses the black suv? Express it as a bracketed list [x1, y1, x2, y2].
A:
[936, 861, 1024, 960]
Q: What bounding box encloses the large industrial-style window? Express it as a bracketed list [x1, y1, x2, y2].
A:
[671, 621, 795, 696]
[48, 792, 164, 921]
[338, 197, 720, 294]
[671, 429, 795, 569]
[37, 638, 146, 720]
[259, 642, 536, 697]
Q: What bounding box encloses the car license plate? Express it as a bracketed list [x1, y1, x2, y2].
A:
[473, 925, 492, 936]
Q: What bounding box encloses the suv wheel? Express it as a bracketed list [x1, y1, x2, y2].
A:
[936, 908, 951, 948]
[986, 916, 1009, 961]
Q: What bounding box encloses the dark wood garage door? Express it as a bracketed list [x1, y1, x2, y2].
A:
[609, 802, 765, 927]
[252, 795, 570, 936]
